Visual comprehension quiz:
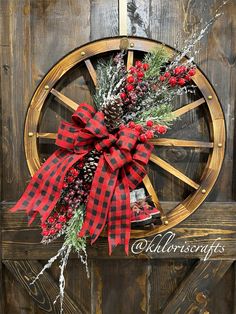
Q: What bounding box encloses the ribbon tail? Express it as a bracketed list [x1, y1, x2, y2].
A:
[108, 168, 131, 255]
[10, 149, 85, 224]
[79, 155, 118, 243]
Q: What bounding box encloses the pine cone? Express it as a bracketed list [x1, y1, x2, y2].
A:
[82, 149, 101, 183]
[102, 96, 123, 132]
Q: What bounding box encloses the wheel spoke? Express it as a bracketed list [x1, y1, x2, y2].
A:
[50, 89, 79, 111]
[84, 59, 97, 86]
[149, 138, 213, 148]
[172, 98, 205, 117]
[143, 175, 168, 224]
[127, 51, 134, 70]
[37, 133, 57, 139]
[143, 175, 160, 206]
[150, 154, 200, 189]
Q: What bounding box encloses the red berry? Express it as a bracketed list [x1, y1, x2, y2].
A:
[66, 176, 74, 183]
[155, 125, 167, 134]
[188, 68, 196, 76]
[135, 124, 143, 132]
[129, 66, 137, 74]
[58, 215, 67, 223]
[137, 71, 144, 78]
[48, 216, 55, 224]
[139, 134, 147, 142]
[55, 223, 62, 230]
[159, 76, 165, 82]
[41, 223, 47, 229]
[42, 230, 49, 236]
[142, 63, 149, 71]
[60, 205, 67, 212]
[67, 212, 73, 219]
[146, 120, 154, 127]
[180, 65, 187, 73]
[62, 182, 68, 189]
[164, 72, 171, 78]
[126, 84, 134, 92]
[69, 167, 76, 174]
[78, 161, 84, 169]
[128, 121, 136, 128]
[178, 78, 186, 86]
[145, 130, 154, 139]
[120, 92, 126, 99]
[74, 169, 79, 177]
[119, 124, 125, 130]
[127, 76, 135, 83]
[184, 75, 191, 81]
[135, 60, 142, 68]
[173, 67, 182, 75]
[169, 77, 177, 87]
[49, 229, 56, 235]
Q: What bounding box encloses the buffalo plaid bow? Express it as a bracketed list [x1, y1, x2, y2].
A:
[11, 103, 153, 254]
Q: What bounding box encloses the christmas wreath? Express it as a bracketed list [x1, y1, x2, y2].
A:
[11, 47, 196, 310]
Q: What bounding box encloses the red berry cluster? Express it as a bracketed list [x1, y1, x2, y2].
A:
[41, 205, 71, 237]
[120, 60, 149, 110]
[41, 159, 91, 239]
[127, 120, 167, 142]
[159, 66, 196, 87]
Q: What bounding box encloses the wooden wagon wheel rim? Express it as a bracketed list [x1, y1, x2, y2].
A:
[24, 36, 226, 239]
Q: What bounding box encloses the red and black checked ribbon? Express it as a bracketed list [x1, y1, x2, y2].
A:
[11, 103, 153, 254]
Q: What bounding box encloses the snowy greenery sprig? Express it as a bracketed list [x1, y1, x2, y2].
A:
[93, 46, 196, 138]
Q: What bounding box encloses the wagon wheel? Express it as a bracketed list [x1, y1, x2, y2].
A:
[24, 37, 225, 239]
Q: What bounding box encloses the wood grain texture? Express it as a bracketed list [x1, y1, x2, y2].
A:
[91, 259, 149, 314]
[90, 0, 118, 40]
[50, 88, 79, 112]
[2, 202, 236, 260]
[0, 0, 235, 313]
[3, 260, 86, 314]
[149, 259, 196, 313]
[150, 138, 214, 148]
[84, 59, 97, 86]
[162, 260, 232, 314]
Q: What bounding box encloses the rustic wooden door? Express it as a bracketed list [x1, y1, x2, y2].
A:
[1, 1, 236, 313]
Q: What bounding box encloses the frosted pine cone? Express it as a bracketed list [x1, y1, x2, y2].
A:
[102, 96, 123, 132]
[82, 149, 101, 183]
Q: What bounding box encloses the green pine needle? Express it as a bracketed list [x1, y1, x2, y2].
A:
[134, 104, 176, 126]
[64, 205, 86, 253]
[144, 46, 171, 79]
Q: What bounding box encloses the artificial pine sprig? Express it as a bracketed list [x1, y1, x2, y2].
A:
[134, 104, 175, 126]
[144, 46, 171, 79]
[94, 52, 127, 109]
[64, 205, 87, 253]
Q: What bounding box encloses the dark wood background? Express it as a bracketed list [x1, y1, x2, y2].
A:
[0, 0, 236, 313]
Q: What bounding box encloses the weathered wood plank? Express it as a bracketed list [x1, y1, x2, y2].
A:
[149, 259, 196, 314]
[161, 260, 232, 314]
[90, 0, 118, 40]
[3, 260, 87, 314]
[207, 264, 234, 314]
[91, 259, 149, 314]
[0, 0, 31, 200]
[2, 202, 236, 260]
